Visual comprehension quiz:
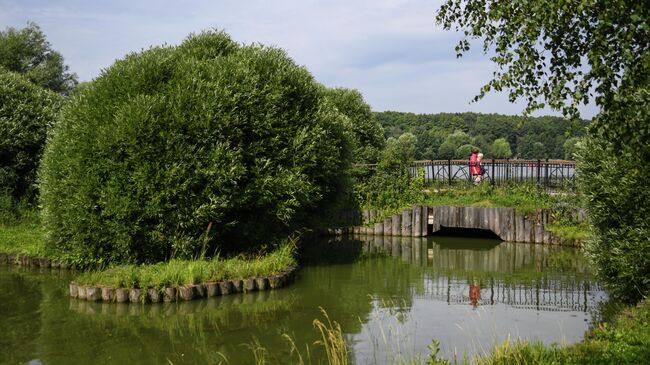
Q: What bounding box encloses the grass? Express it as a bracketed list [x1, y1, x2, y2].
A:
[74, 239, 297, 289]
[239, 298, 650, 365]
[473, 297, 650, 364]
[545, 222, 591, 244]
[0, 202, 50, 257]
[421, 183, 560, 213]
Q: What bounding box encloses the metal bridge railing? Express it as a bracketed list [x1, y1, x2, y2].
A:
[357, 159, 576, 188]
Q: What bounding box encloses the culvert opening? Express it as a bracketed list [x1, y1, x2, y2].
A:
[429, 226, 502, 240]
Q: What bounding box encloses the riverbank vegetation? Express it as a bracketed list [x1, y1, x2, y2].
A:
[222, 297, 650, 365]
[74, 239, 296, 289]
[472, 298, 650, 365]
[0, 202, 48, 258]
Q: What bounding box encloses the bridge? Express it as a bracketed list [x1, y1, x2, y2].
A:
[356, 159, 576, 188]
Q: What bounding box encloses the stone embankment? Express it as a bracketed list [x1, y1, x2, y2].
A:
[68, 266, 296, 304]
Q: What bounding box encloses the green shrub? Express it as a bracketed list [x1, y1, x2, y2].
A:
[0, 68, 62, 201]
[578, 80, 650, 303]
[39, 31, 352, 267]
[356, 132, 425, 210]
[323, 87, 385, 164]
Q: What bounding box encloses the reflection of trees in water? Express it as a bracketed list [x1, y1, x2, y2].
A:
[63, 290, 301, 364]
[350, 234, 605, 316]
[0, 267, 43, 364]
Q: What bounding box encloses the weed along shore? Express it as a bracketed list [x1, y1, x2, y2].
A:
[68, 241, 297, 304]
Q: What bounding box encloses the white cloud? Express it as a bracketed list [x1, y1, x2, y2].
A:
[0, 0, 599, 118]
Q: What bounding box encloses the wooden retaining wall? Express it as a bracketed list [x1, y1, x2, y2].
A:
[0, 253, 72, 269]
[333, 206, 575, 245]
[68, 267, 297, 304]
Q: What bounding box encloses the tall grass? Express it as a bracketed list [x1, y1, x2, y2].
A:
[75, 239, 297, 288]
[313, 307, 349, 365]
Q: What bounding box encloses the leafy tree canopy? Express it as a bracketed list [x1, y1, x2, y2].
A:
[0, 22, 78, 95]
[490, 138, 513, 159]
[39, 31, 352, 266]
[323, 87, 385, 164]
[437, 0, 650, 303]
[436, 0, 649, 120]
[0, 68, 62, 201]
[376, 111, 587, 160]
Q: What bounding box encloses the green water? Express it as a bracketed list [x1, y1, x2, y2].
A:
[0, 235, 606, 364]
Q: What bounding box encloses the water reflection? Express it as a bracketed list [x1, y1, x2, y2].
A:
[349, 234, 600, 313]
[1, 235, 607, 364]
[341, 234, 607, 362]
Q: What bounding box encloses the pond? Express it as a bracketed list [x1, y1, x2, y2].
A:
[1, 234, 607, 364]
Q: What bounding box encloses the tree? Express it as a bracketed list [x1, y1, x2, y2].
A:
[362, 133, 423, 210]
[0, 69, 62, 201]
[563, 137, 581, 160]
[490, 138, 513, 159]
[39, 31, 352, 266]
[323, 87, 385, 164]
[455, 144, 478, 159]
[437, 0, 650, 303]
[438, 130, 471, 159]
[436, 1, 649, 119]
[0, 22, 77, 95]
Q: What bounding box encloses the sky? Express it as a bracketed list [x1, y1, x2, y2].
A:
[1, 0, 599, 119]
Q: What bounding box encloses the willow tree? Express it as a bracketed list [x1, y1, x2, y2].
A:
[0, 22, 77, 95]
[40, 31, 352, 266]
[437, 0, 650, 303]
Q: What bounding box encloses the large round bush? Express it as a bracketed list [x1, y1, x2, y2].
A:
[323, 87, 384, 164]
[0, 68, 61, 201]
[40, 31, 351, 266]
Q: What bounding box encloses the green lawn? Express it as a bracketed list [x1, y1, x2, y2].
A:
[0, 221, 49, 257]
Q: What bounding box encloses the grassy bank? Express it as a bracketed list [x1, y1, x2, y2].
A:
[363, 184, 587, 236]
[74, 240, 297, 289]
[0, 205, 49, 257]
[422, 183, 563, 212]
[472, 298, 650, 365]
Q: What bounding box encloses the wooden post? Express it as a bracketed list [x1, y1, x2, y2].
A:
[401, 209, 412, 236]
[413, 205, 422, 237]
[392, 214, 401, 236]
[383, 218, 392, 236]
[374, 222, 384, 236]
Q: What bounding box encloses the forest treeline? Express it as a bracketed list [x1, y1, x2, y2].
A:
[374, 111, 590, 160]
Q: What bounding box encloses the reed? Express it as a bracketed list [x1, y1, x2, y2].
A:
[313, 307, 349, 365]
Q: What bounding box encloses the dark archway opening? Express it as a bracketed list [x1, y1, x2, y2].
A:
[429, 226, 502, 240]
[430, 226, 503, 250]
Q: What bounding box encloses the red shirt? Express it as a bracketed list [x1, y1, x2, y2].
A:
[470, 153, 480, 175]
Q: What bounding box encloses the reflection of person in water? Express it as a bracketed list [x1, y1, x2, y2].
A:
[469, 282, 481, 307]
